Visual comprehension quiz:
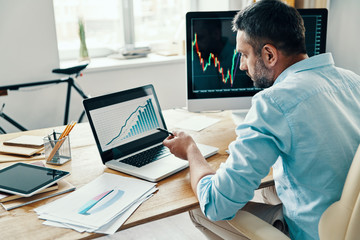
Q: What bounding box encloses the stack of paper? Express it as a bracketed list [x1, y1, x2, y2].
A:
[35, 173, 157, 234]
[0, 135, 44, 157]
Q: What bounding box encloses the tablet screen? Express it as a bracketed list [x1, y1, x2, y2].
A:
[0, 162, 70, 197]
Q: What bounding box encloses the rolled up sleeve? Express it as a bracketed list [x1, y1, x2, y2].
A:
[197, 92, 292, 221]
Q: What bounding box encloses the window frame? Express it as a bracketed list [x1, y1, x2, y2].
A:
[54, 0, 202, 61]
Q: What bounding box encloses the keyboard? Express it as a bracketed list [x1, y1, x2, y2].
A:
[121, 145, 171, 167]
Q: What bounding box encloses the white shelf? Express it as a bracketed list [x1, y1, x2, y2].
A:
[60, 53, 185, 73]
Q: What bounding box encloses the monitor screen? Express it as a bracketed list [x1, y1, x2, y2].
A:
[186, 9, 328, 112]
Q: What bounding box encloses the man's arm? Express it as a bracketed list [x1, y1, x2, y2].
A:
[162, 131, 215, 195]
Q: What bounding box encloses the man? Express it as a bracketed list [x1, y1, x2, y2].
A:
[163, 0, 360, 239]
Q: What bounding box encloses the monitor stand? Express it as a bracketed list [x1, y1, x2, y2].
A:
[231, 109, 249, 126]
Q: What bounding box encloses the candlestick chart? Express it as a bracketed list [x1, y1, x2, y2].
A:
[192, 33, 240, 88]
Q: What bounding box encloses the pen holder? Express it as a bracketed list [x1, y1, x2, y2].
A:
[43, 133, 71, 165]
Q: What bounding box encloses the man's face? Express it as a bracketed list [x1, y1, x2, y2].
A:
[236, 31, 274, 88]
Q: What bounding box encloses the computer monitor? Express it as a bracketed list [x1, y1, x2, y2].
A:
[185, 9, 328, 112]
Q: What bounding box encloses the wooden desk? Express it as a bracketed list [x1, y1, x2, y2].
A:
[0, 109, 273, 240]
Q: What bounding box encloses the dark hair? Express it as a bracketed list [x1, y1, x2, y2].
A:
[232, 0, 306, 56]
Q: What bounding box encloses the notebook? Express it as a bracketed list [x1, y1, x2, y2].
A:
[3, 135, 44, 148]
[83, 84, 218, 182]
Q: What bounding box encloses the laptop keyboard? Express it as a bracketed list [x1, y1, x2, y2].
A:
[121, 145, 171, 168]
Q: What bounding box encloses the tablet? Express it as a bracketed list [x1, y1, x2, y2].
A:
[0, 162, 70, 197]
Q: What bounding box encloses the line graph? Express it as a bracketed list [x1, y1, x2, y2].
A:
[89, 95, 161, 151]
[106, 98, 159, 146]
[192, 33, 239, 87]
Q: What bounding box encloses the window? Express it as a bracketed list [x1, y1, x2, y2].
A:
[133, 0, 189, 45]
[53, 0, 192, 61]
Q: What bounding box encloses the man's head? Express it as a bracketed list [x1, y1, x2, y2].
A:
[232, 0, 307, 88]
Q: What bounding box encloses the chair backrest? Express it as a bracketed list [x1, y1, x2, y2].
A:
[319, 144, 360, 240]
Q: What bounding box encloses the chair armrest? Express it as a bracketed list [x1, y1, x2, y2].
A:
[227, 210, 290, 240]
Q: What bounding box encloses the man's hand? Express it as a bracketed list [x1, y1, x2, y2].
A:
[162, 131, 198, 160]
[163, 131, 215, 196]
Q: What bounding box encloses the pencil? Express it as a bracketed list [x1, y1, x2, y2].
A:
[59, 121, 76, 139]
[47, 121, 77, 162]
[47, 138, 66, 162]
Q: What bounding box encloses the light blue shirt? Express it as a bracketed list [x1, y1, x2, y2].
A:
[197, 53, 360, 239]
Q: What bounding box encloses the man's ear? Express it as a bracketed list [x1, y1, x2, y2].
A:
[261, 44, 278, 68]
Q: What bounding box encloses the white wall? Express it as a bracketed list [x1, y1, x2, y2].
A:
[326, 0, 360, 75]
[78, 61, 187, 115]
[0, 0, 59, 86]
[0, 61, 186, 133]
[0, 0, 60, 133]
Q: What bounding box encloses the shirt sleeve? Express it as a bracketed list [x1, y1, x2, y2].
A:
[197, 92, 292, 221]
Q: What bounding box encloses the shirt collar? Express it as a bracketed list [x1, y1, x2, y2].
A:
[274, 52, 335, 85]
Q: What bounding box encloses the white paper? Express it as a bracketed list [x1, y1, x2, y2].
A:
[95, 193, 154, 234]
[35, 173, 156, 231]
[42, 190, 156, 234]
[174, 116, 220, 131]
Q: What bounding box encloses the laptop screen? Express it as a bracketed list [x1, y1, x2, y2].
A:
[83, 85, 169, 163]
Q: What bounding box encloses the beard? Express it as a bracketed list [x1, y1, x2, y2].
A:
[250, 57, 274, 88]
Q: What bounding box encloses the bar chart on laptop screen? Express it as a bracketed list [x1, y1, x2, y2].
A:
[90, 96, 161, 151]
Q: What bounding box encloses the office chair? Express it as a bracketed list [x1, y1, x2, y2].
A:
[227, 144, 360, 240]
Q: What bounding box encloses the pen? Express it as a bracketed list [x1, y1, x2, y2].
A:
[157, 127, 174, 136]
[48, 135, 55, 148]
[53, 129, 57, 140]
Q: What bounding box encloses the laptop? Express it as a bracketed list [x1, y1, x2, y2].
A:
[83, 84, 218, 182]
